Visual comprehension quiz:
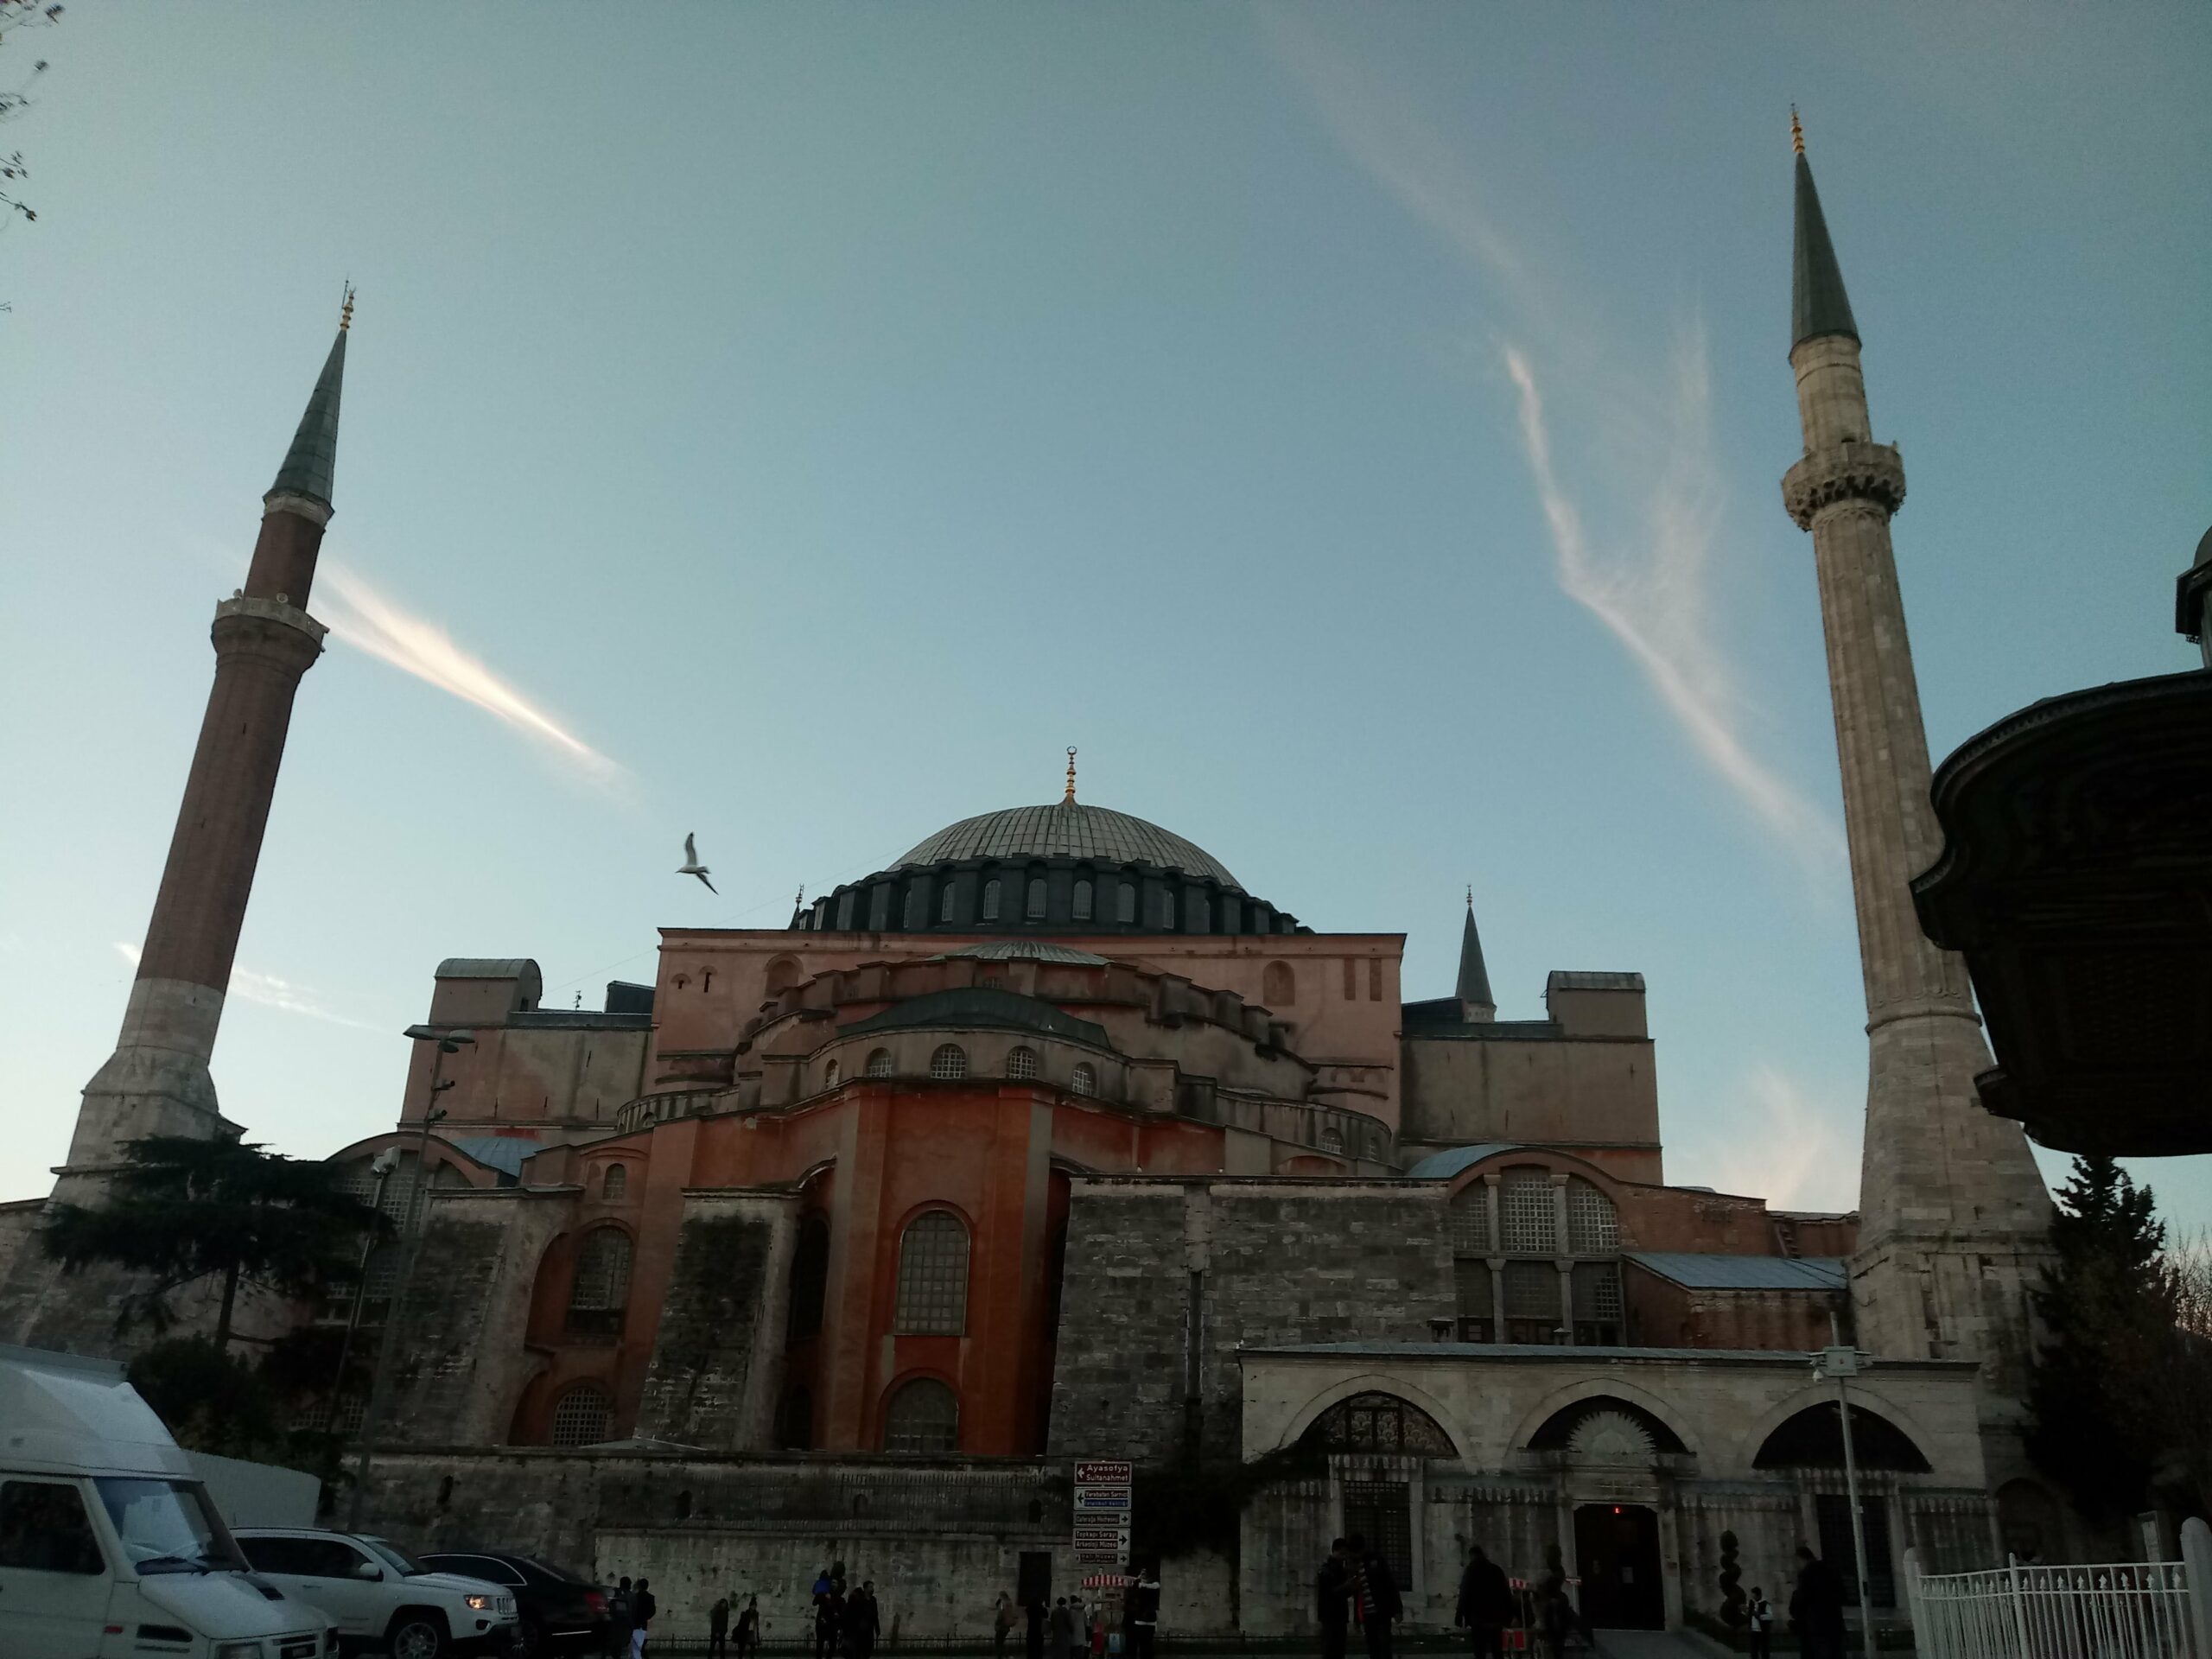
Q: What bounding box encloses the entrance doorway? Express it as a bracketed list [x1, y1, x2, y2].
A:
[1573, 1503, 1664, 1630]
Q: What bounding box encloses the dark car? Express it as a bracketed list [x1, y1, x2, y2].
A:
[417, 1552, 610, 1657]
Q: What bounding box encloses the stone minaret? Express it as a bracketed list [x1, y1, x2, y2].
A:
[67, 297, 350, 1169]
[1779, 119, 2051, 1404]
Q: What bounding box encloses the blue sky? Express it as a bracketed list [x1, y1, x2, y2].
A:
[3, 5, 2207, 1225]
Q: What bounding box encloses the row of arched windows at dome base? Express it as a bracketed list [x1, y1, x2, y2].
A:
[822, 1045, 1096, 1095]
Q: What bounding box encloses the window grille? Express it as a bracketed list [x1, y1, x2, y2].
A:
[1339, 1481, 1414, 1597]
[566, 1229, 632, 1338]
[866, 1048, 893, 1077]
[550, 1385, 610, 1448]
[1116, 883, 1136, 924]
[1007, 1046, 1038, 1080]
[929, 1044, 967, 1080]
[1816, 1495, 1896, 1607]
[1455, 1258, 1494, 1322]
[1071, 1063, 1096, 1096]
[893, 1211, 969, 1334]
[1567, 1179, 1619, 1254]
[601, 1164, 627, 1202]
[1073, 880, 1093, 921]
[1449, 1189, 1491, 1255]
[882, 1377, 959, 1454]
[1315, 1393, 1455, 1455]
[1502, 1259, 1558, 1320]
[1026, 878, 1046, 920]
[939, 883, 957, 923]
[333, 1392, 367, 1438]
[1160, 890, 1175, 929]
[982, 880, 1001, 921]
[1499, 1169, 1558, 1255]
[904, 886, 925, 929]
[1571, 1260, 1623, 1320]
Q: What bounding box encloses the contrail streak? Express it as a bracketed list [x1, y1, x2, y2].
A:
[315, 560, 620, 785]
[114, 942, 385, 1033]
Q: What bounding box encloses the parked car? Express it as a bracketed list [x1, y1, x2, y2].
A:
[1, 1344, 340, 1659]
[419, 1552, 611, 1656]
[234, 1528, 519, 1659]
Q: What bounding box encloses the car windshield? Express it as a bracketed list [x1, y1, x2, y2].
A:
[93, 1479, 245, 1575]
[361, 1536, 431, 1577]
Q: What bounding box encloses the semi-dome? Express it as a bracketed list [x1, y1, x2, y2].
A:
[895, 803, 1242, 892]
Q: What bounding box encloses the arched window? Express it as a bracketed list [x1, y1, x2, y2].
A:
[766, 956, 800, 995]
[893, 1211, 969, 1334]
[1116, 883, 1136, 925]
[1499, 1168, 1558, 1255]
[786, 1216, 830, 1343]
[868, 886, 892, 930]
[566, 1228, 632, 1338]
[1071, 1063, 1097, 1097]
[1026, 878, 1047, 920]
[1007, 1046, 1039, 1081]
[903, 887, 925, 930]
[982, 880, 1001, 921]
[882, 1377, 959, 1454]
[1754, 1403, 1931, 1472]
[1193, 894, 1211, 934]
[939, 883, 957, 924]
[1567, 1179, 1619, 1254]
[776, 1385, 814, 1451]
[1303, 1391, 1455, 1456]
[1073, 880, 1094, 922]
[601, 1164, 627, 1203]
[929, 1044, 967, 1080]
[866, 1048, 893, 1078]
[550, 1383, 610, 1447]
[824, 1059, 841, 1089]
[1262, 961, 1296, 1007]
[1160, 890, 1176, 930]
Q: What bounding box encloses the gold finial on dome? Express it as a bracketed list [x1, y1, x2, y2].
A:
[1790, 106, 1805, 156]
[340, 283, 356, 332]
[1063, 747, 1077, 804]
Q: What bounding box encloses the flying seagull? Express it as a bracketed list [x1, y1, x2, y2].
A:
[677, 833, 716, 893]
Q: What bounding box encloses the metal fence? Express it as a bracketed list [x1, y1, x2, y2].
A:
[1905, 1544, 2209, 1659]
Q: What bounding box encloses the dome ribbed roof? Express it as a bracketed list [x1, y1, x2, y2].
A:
[893, 803, 1242, 891]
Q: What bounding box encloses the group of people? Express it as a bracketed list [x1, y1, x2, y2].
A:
[995, 1564, 1161, 1659]
[805, 1565, 887, 1659]
[1316, 1534, 1406, 1659]
[604, 1577, 658, 1659]
[705, 1592, 761, 1659]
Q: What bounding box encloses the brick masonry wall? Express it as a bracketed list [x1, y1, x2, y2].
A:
[637, 1193, 796, 1450]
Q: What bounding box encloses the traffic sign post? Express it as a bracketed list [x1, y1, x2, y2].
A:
[1073, 1460, 1135, 1572]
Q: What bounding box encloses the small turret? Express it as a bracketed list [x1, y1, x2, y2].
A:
[1790, 111, 1859, 350]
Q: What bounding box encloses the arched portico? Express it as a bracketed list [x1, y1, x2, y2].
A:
[1271, 1372, 1476, 1467]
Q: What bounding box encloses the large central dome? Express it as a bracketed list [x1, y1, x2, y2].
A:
[893, 803, 1243, 892]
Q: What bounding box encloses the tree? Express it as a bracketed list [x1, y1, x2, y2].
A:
[2023, 1154, 2168, 1523]
[42, 1134, 385, 1351]
[0, 0, 63, 232]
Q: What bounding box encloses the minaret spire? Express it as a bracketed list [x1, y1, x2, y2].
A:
[269, 286, 351, 510]
[1777, 130, 2049, 1419]
[1456, 890, 1495, 1023]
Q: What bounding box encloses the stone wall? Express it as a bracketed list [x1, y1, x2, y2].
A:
[636, 1192, 796, 1450]
[1049, 1179, 1455, 1467]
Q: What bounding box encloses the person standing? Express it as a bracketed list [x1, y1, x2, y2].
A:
[630, 1578, 657, 1659]
[1745, 1585, 1774, 1659]
[1128, 1563, 1161, 1659]
[607, 1579, 634, 1659]
[1789, 1547, 1846, 1659]
[995, 1592, 1018, 1659]
[736, 1596, 762, 1659]
[814, 1573, 837, 1659]
[1025, 1597, 1046, 1659]
[1050, 1596, 1076, 1659]
[849, 1582, 882, 1659]
[710, 1594, 732, 1659]
[1346, 1534, 1401, 1659]
[1317, 1539, 1351, 1659]
[1455, 1545, 1513, 1659]
[1066, 1597, 1087, 1659]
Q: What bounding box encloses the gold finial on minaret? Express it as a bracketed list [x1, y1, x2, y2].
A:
[340, 283, 356, 332]
[1790, 106, 1805, 156]
[1465, 885, 1473, 909]
[795, 884, 804, 910]
[1064, 747, 1077, 804]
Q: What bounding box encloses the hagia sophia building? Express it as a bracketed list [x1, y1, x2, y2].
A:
[0, 129, 2069, 1637]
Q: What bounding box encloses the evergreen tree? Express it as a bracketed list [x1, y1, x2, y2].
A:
[42, 1134, 385, 1351]
[2024, 1154, 2168, 1522]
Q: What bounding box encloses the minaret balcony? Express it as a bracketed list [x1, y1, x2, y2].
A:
[1782, 440, 1907, 529]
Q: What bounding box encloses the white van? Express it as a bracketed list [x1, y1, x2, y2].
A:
[0, 1342, 338, 1659]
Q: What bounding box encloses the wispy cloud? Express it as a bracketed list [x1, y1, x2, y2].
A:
[1262, 15, 1842, 868]
[1685, 1065, 1861, 1212]
[315, 559, 621, 788]
[114, 942, 385, 1033]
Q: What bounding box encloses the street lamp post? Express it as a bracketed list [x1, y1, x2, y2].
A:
[1814, 1316, 1876, 1659]
[344, 1026, 474, 1532]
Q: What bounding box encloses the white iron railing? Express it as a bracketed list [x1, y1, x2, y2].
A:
[1906, 1523, 2212, 1659]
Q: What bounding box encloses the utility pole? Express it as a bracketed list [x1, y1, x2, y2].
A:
[345, 1027, 473, 1532]
[1815, 1312, 1875, 1659]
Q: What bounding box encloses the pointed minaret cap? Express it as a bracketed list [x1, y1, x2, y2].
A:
[1790, 112, 1859, 350]
[268, 286, 351, 509]
[1457, 888, 1496, 1021]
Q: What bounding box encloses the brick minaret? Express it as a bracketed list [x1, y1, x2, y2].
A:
[1779, 119, 2050, 1409]
[67, 298, 350, 1168]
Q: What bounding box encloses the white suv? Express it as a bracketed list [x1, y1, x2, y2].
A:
[233, 1530, 518, 1659]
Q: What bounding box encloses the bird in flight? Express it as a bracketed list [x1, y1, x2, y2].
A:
[677, 832, 716, 893]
